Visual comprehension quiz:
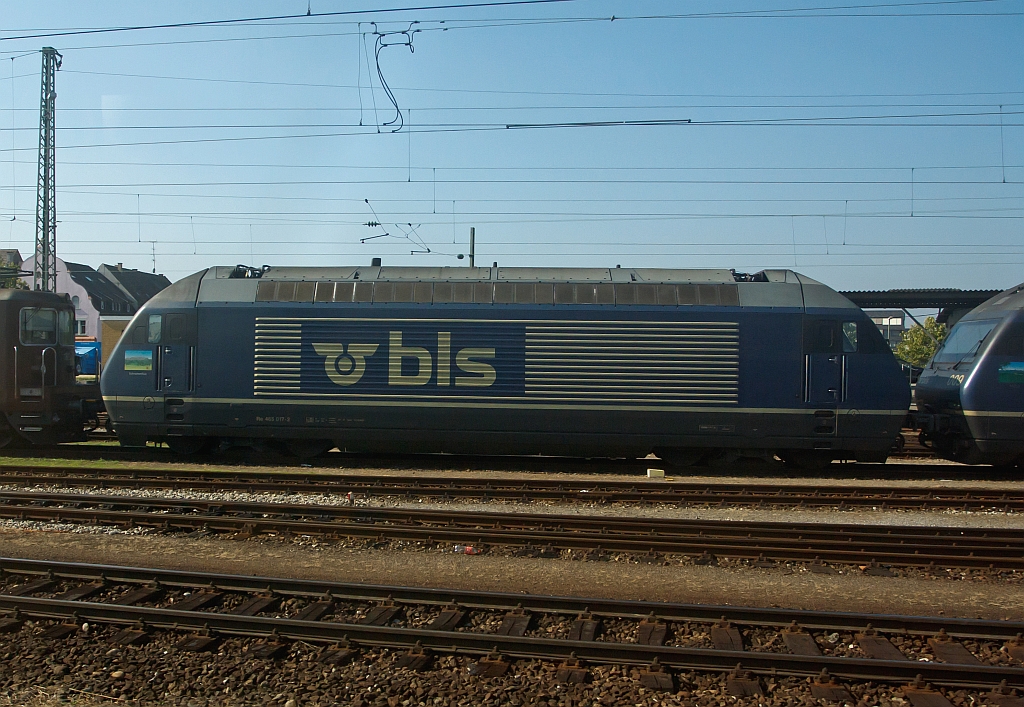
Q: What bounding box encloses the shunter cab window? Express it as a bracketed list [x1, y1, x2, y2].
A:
[58, 310, 73, 345]
[19, 308, 57, 345]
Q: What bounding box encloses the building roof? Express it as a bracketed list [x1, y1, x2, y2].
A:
[839, 289, 1001, 310]
[64, 261, 135, 314]
[0, 249, 23, 267]
[100, 264, 171, 308]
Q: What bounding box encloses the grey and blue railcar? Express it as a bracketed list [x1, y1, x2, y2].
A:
[100, 265, 910, 465]
[915, 283, 1024, 466]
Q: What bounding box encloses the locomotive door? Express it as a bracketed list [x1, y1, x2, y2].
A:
[15, 307, 61, 399]
[803, 318, 842, 435]
[158, 312, 194, 395]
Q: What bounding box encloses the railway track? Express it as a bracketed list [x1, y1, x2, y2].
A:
[0, 446, 981, 483]
[0, 462, 1021, 511]
[1, 558, 1022, 697]
[2, 490, 1023, 570]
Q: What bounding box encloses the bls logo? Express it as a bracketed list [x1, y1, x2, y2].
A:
[311, 343, 379, 386]
[313, 331, 496, 388]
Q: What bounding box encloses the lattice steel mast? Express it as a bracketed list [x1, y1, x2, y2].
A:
[34, 47, 61, 293]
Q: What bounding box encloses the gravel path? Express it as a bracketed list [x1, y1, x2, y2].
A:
[4, 483, 1024, 529]
[3, 528, 1023, 620]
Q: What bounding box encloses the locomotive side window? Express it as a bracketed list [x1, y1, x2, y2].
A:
[314, 282, 334, 302]
[255, 281, 276, 301]
[636, 285, 657, 305]
[596, 283, 614, 304]
[493, 282, 514, 304]
[334, 282, 355, 302]
[392, 282, 415, 302]
[294, 282, 315, 302]
[453, 282, 474, 303]
[576, 284, 597, 305]
[553, 284, 574, 304]
[433, 283, 453, 303]
[148, 314, 162, 344]
[276, 282, 297, 301]
[19, 308, 57, 345]
[58, 310, 73, 345]
[697, 285, 720, 306]
[372, 282, 395, 303]
[656, 285, 676, 305]
[474, 282, 493, 304]
[354, 282, 373, 302]
[676, 285, 697, 305]
[615, 283, 637, 305]
[513, 283, 535, 304]
[536, 283, 554, 304]
[414, 282, 433, 303]
[719, 284, 740, 306]
[841, 321, 858, 352]
[131, 324, 147, 344]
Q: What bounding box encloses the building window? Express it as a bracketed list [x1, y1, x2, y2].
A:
[75, 319, 86, 336]
[71, 295, 80, 310]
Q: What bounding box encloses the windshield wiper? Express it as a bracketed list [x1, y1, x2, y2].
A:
[952, 339, 985, 370]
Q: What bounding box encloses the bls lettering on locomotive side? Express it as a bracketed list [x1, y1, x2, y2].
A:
[312, 332, 495, 389]
[256, 319, 519, 399]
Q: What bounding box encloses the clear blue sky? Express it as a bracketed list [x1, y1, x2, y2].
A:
[0, 0, 1021, 291]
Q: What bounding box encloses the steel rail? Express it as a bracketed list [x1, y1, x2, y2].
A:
[4, 596, 1020, 690]
[0, 566, 1021, 689]
[1, 491, 1023, 569]
[3, 557, 1023, 640]
[0, 464, 1020, 511]
[1, 489, 1020, 545]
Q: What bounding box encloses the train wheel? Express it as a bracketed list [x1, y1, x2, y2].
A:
[286, 439, 334, 459]
[166, 436, 218, 456]
[654, 448, 705, 467]
[0, 419, 24, 449]
[779, 450, 833, 471]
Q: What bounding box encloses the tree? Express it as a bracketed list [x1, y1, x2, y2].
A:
[0, 256, 27, 289]
[895, 316, 948, 367]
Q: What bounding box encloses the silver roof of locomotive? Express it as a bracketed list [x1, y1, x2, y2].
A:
[150, 265, 857, 311]
[209, 265, 783, 284]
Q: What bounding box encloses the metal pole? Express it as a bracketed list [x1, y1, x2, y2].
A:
[34, 47, 61, 293]
[469, 227, 475, 268]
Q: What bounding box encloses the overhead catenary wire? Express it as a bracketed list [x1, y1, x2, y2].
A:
[0, 0, 1017, 49]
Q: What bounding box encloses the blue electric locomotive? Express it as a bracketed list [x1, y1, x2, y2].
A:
[915, 282, 1024, 467]
[100, 264, 910, 466]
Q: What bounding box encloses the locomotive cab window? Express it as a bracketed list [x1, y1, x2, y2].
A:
[19, 308, 57, 345]
[148, 314, 162, 344]
[165, 313, 190, 343]
[933, 319, 1000, 364]
[841, 322, 858, 352]
[131, 324, 147, 344]
[803, 319, 838, 353]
